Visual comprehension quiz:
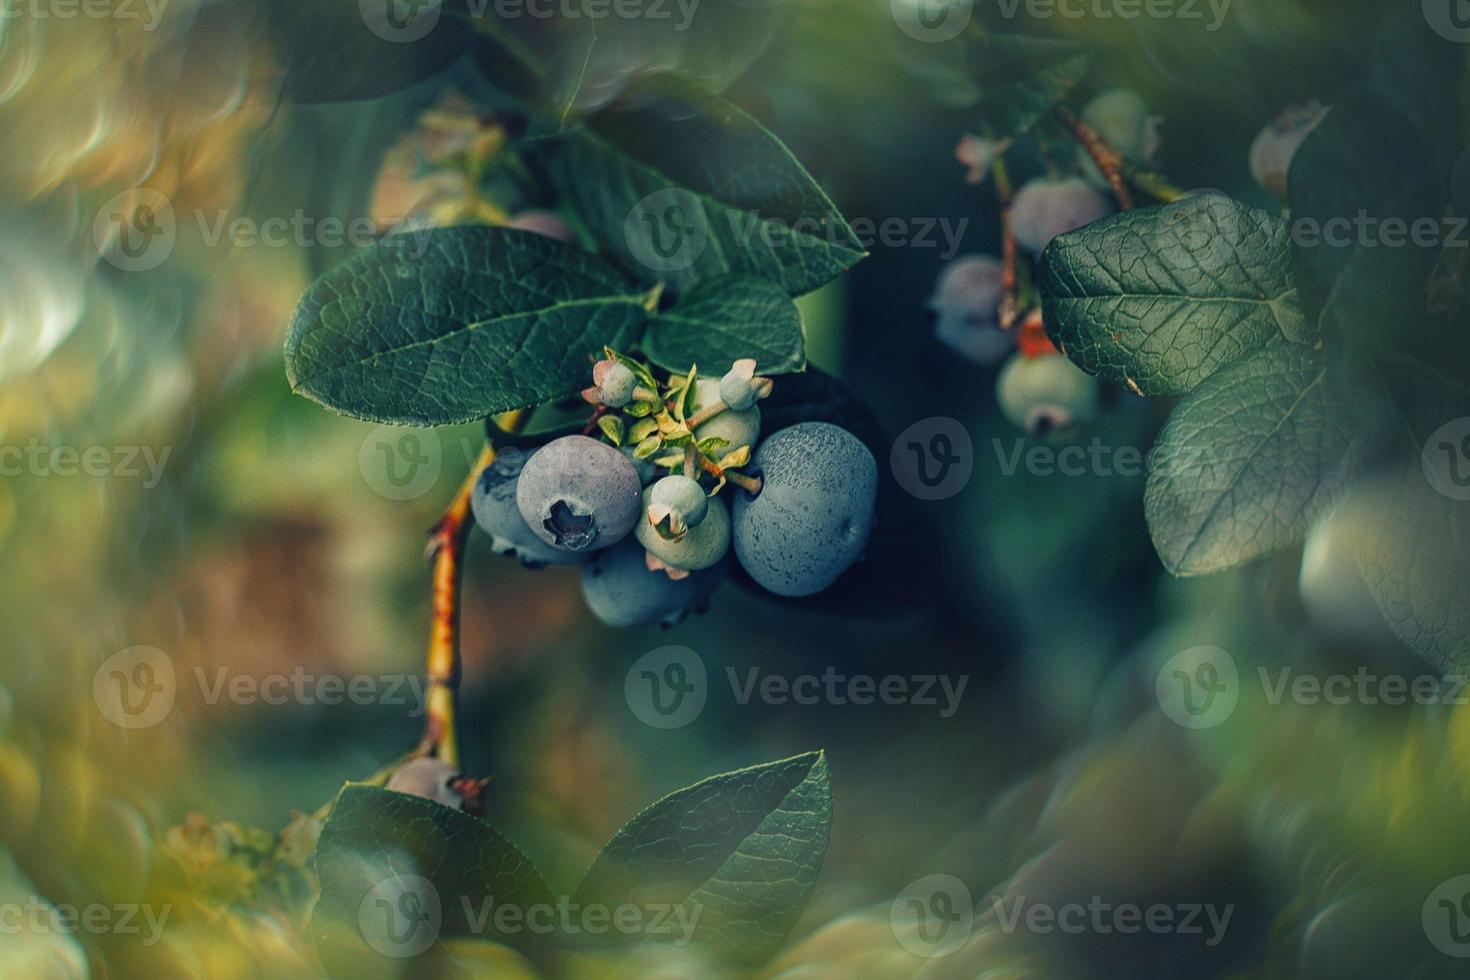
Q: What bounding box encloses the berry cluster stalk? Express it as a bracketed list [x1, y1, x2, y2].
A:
[420, 410, 528, 767]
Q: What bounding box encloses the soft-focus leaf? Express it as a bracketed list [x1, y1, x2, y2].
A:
[643, 276, 805, 376]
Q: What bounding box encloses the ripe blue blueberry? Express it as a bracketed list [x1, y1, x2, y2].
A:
[719, 359, 760, 410]
[996, 352, 1099, 436]
[515, 435, 642, 552]
[929, 254, 1010, 365]
[581, 538, 727, 628]
[648, 474, 709, 538]
[732, 422, 877, 597]
[691, 377, 760, 450]
[1249, 101, 1328, 198]
[637, 489, 730, 574]
[1077, 89, 1159, 188]
[1009, 176, 1113, 255]
[471, 448, 584, 567]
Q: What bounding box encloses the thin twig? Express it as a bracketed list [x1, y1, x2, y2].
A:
[419, 410, 527, 768]
[993, 158, 1020, 331]
[1056, 107, 1135, 211]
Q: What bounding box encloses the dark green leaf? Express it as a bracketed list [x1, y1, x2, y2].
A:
[1355, 359, 1470, 671]
[1287, 92, 1441, 357]
[1041, 195, 1309, 397]
[286, 226, 651, 425]
[573, 752, 831, 965]
[1143, 344, 1368, 576]
[264, 0, 471, 104]
[549, 75, 865, 297]
[313, 784, 554, 966]
[968, 34, 1092, 138]
[643, 276, 805, 376]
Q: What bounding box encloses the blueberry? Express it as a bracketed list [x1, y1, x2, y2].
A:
[732, 422, 877, 597]
[996, 352, 1099, 436]
[505, 210, 575, 243]
[1009, 177, 1113, 255]
[648, 474, 709, 538]
[515, 435, 642, 552]
[929, 255, 1010, 365]
[621, 444, 658, 485]
[1249, 101, 1328, 198]
[691, 377, 760, 450]
[581, 538, 727, 628]
[1077, 89, 1159, 188]
[592, 360, 638, 408]
[386, 757, 462, 809]
[472, 448, 584, 567]
[719, 359, 760, 410]
[636, 488, 730, 573]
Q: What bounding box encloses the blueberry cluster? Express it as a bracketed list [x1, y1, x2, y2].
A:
[472, 354, 879, 628]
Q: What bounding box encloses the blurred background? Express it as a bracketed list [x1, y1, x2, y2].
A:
[3, 0, 1470, 976]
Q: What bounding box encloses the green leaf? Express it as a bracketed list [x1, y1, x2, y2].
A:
[1143, 345, 1368, 576]
[264, 0, 470, 104]
[598, 414, 625, 447]
[313, 784, 554, 966]
[1354, 359, 1470, 671]
[285, 227, 650, 425]
[643, 276, 806, 376]
[573, 751, 832, 965]
[550, 75, 865, 297]
[1041, 195, 1310, 397]
[1287, 91, 1441, 357]
[968, 34, 1092, 138]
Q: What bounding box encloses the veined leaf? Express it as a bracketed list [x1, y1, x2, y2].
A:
[1143, 344, 1368, 576]
[550, 75, 865, 297]
[1041, 195, 1309, 397]
[286, 226, 651, 425]
[572, 751, 831, 964]
[644, 276, 805, 376]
